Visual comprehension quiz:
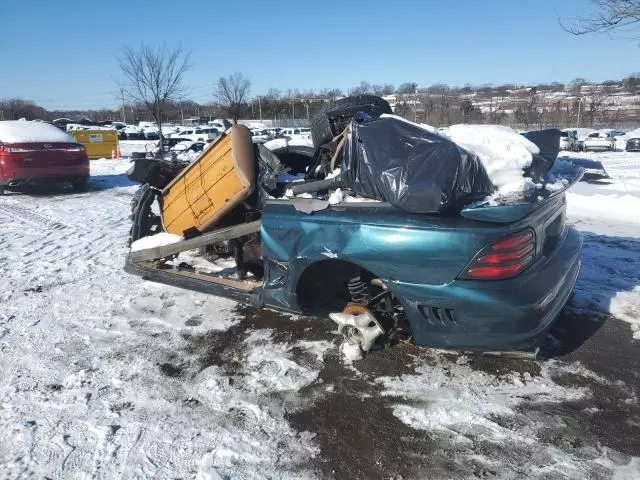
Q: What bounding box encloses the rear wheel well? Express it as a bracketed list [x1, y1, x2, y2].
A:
[296, 259, 374, 316]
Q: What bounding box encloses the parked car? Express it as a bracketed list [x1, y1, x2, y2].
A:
[280, 127, 311, 138]
[626, 137, 640, 152]
[573, 128, 595, 151]
[170, 141, 205, 153]
[170, 128, 218, 143]
[0, 120, 89, 195]
[125, 100, 583, 353]
[251, 129, 271, 144]
[143, 130, 160, 140]
[162, 137, 192, 151]
[560, 129, 578, 151]
[583, 130, 615, 151]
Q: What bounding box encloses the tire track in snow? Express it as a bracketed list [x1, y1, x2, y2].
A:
[0, 202, 70, 230]
[0, 190, 133, 293]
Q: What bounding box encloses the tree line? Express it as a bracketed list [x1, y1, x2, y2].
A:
[3, 40, 640, 132]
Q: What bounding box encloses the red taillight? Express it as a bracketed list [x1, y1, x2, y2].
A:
[490, 230, 533, 251]
[462, 229, 536, 280]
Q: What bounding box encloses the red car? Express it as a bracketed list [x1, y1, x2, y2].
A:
[0, 120, 90, 195]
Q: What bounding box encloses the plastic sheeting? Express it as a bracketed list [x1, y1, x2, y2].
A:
[340, 117, 495, 213]
[521, 129, 561, 182]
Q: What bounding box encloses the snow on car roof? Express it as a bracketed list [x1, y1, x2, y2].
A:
[0, 120, 75, 143]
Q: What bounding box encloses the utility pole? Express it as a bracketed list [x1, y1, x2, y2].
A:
[576, 97, 582, 128]
[305, 102, 309, 122]
[180, 97, 184, 124]
[258, 97, 262, 121]
[119, 88, 127, 123]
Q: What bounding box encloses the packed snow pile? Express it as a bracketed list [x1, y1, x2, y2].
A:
[0, 120, 75, 143]
[441, 124, 540, 195]
[130, 232, 183, 252]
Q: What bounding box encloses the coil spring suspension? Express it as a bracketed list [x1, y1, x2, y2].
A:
[348, 276, 370, 305]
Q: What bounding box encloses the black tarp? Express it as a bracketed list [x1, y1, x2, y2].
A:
[521, 129, 561, 182]
[340, 117, 495, 213]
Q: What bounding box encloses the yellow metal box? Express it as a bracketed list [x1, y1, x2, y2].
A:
[161, 125, 255, 236]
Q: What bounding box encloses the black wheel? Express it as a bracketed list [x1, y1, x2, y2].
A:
[310, 95, 392, 148]
[269, 144, 315, 174]
[71, 177, 89, 192]
[129, 183, 162, 246]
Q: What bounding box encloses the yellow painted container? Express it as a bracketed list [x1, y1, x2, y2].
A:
[72, 129, 120, 160]
[161, 125, 255, 236]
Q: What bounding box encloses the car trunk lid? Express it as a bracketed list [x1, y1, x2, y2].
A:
[1, 142, 86, 167]
[460, 162, 583, 224]
[460, 162, 583, 266]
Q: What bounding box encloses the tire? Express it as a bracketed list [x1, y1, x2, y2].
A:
[0, 185, 4, 196]
[310, 95, 392, 148]
[129, 183, 162, 245]
[269, 145, 315, 174]
[71, 177, 89, 192]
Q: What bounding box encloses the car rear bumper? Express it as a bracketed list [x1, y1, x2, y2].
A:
[584, 143, 613, 150]
[391, 227, 583, 351]
[0, 164, 90, 185]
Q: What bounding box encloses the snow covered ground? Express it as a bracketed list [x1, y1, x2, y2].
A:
[0, 151, 639, 479]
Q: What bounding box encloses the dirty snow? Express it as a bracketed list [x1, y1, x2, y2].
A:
[377, 357, 586, 437]
[375, 352, 640, 478]
[0, 158, 321, 478]
[0, 120, 75, 143]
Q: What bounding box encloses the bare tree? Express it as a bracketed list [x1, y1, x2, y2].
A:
[349, 81, 373, 95]
[118, 43, 191, 141]
[396, 82, 418, 94]
[0, 98, 49, 120]
[562, 0, 640, 35]
[215, 73, 251, 124]
[372, 84, 395, 95]
[583, 85, 612, 126]
[318, 88, 343, 101]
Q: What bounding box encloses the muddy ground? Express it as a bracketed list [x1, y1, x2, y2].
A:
[169, 305, 640, 479]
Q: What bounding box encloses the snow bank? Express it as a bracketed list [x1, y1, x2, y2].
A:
[0, 120, 74, 143]
[567, 192, 640, 225]
[442, 124, 540, 195]
[130, 232, 183, 252]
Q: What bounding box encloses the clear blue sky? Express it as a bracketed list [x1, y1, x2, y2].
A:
[0, 0, 636, 110]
